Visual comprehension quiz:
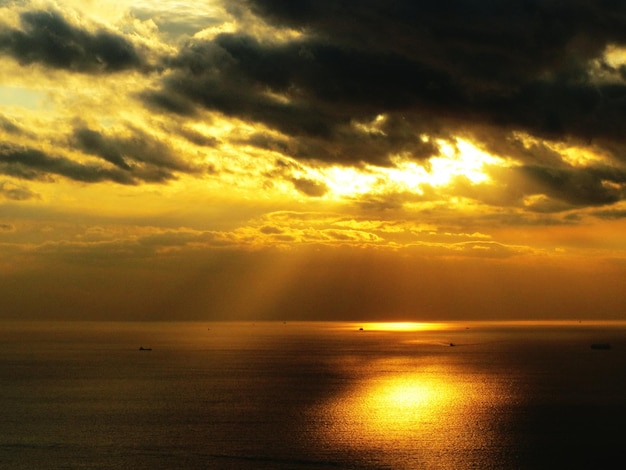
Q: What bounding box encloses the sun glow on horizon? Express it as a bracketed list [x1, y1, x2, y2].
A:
[359, 322, 446, 332]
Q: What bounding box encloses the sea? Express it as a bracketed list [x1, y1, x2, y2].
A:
[1, 320, 625, 469]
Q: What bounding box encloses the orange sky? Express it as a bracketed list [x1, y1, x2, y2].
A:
[1, 1, 626, 320]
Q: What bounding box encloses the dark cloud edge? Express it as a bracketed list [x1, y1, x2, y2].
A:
[0, 8, 153, 74]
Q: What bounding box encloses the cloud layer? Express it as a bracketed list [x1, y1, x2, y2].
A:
[1, 0, 626, 212]
[2, 1, 626, 321]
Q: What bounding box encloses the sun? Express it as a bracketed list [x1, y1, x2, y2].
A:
[298, 137, 507, 200]
[320, 166, 379, 197]
[429, 138, 501, 185]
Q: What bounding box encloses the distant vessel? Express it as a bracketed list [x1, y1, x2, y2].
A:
[139, 346, 152, 351]
[590, 343, 611, 350]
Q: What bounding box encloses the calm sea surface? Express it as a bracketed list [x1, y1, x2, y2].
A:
[1, 321, 626, 469]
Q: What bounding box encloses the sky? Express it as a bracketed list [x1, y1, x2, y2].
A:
[1, 0, 626, 321]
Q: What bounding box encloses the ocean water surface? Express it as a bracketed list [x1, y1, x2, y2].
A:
[1, 320, 625, 469]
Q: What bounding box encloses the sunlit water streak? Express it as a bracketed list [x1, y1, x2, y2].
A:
[1, 321, 626, 469]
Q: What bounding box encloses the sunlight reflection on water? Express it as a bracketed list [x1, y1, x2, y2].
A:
[317, 358, 505, 469]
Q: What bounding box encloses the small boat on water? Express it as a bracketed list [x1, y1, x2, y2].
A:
[139, 346, 152, 351]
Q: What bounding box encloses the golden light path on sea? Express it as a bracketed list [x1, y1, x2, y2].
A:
[315, 355, 506, 469]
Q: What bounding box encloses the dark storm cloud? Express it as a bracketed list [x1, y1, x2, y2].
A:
[0, 9, 144, 73]
[146, 0, 626, 174]
[70, 125, 201, 182]
[240, 114, 439, 165]
[518, 164, 625, 207]
[0, 143, 135, 184]
[147, 33, 451, 165]
[442, 159, 626, 212]
[72, 128, 132, 170]
[237, 0, 626, 80]
[177, 128, 219, 147]
[1, 122, 208, 187]
[291, 177, 328, 197]
[239, 0, 626, 149]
